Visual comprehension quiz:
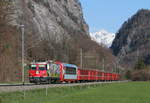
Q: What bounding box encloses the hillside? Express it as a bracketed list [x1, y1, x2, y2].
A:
[0, 0, 115, 81]
[111, 9, 150, 68]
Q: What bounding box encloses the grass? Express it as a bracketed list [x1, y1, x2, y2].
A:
[1, 82, 150, 103]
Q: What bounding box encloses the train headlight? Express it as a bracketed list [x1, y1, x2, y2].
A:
[36, 71, 39, 74]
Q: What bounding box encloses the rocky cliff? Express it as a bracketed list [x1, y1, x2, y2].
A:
[10, 0, 90, 61]
[0, 0, 115, 81]
[1, 0, 90, 81]
[14, 0, 89, 37]
[111, 9, 150, 68]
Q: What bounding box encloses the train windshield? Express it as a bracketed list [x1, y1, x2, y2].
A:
[65, 67, 76, 75]
[31, 64, 36, 70]
[38, 65, 47, 70]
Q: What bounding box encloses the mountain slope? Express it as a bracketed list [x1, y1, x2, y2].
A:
[11, 0, 89, 60]
[111, 9, 150, 68]
[0, 0, 116, 81]
[1, 0, 90, 82]
[90, 30, 115, 47]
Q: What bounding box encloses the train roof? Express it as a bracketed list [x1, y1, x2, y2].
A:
[78, 68, 119, 74]
[63, 63, 78, 68]
[30, 62, 47, 65]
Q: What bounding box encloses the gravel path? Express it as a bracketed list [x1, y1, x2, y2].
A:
[0, 81, 125, 93]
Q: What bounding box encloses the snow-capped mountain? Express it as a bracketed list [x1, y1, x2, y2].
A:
[90, 29, 115, 47]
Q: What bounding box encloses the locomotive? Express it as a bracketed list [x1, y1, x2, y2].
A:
[28, 61, 120, 84]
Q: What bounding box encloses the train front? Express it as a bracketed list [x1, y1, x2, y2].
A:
[28, 62, 49, 84]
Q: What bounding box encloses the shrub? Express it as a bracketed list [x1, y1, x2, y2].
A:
[131, 69, 150, 81]
[125, 70, 131, 79]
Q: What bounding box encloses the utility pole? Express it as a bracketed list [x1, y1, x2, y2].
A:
[116, 62, 118, 73]
[137, 49, 139, 57]
[137, 49, 139, 63]
[102, 58, 105, 71]
[80, 48, 83, 69]
[116, 59, 120, 73]
[21, 25, 25, 85]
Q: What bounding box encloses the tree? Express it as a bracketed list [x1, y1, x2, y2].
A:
[0, 0, 21, 82]
[134, 59, 146, 70]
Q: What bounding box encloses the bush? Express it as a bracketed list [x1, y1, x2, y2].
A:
[125, 70, 131, 79]
[131, 69, 150, 81]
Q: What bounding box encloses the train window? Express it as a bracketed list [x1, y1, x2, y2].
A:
[80, 70, 87, 75]
[31, 65, 36, 70]
[39, 65, 47, 70]
[98, 72, 102, 76]
[65, 67, 76, 75]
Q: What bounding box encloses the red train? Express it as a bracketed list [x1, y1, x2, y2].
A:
[28, 61, 120, 84]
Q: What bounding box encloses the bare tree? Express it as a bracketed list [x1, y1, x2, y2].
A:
[0, 0, 20, 82]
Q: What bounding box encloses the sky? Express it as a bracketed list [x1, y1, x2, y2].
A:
[80, 0, 150, 33]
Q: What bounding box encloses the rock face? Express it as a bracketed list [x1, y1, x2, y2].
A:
[14, 0, 89, 37]
[111, 9, 150, 68]
[1, 0, 90, 81]
[11, 0, 90, 61]
[0, 0, 116, 81]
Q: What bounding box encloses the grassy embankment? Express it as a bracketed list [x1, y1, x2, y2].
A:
[0, 82, 150, 103]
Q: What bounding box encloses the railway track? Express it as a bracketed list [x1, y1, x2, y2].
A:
[0, 81, 127, 93]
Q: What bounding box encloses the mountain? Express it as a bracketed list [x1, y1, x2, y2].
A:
[111, 9, 150, 68]
[0, 0, 116, 81]
[90, 30, 115, 47]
